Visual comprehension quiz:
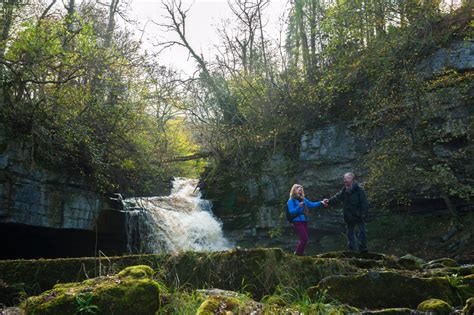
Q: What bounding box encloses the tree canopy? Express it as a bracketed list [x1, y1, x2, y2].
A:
[0, 0, 471, 210]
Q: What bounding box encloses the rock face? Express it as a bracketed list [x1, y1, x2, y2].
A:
[0, 128, 103, 230]
[418, 40, 474, 78]
[297, 123, 368, 196]
[209, 40, 474, 250]
[0, 127, 128, 258]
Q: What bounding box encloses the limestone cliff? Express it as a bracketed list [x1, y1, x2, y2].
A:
[207, 39, 474, 251]
[0, 127, 127, 258]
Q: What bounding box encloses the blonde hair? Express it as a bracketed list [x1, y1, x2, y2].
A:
[289, 184, 305, 200]
[344, 172, 355, 179]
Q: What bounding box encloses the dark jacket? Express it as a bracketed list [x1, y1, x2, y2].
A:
[329, 182, 368, 223]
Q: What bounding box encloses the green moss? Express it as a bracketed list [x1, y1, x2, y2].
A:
[0, 253, 164, 298]
[362, 308, 414, 314]
[417, 298, 453, 314]
[157, 248, 357, 298]
[316, 251, 401, 270]
[196, 296, 243, 315]
[158, 291, 205, 314]
[21, 265, 162, 315]
[463, 297, 474, 315]
[7, 248, 472, 312]
[0, 248, 360, 305]
[316, 251, 386, 261]
[311, 271, 460, 309]
[117, 265, 154, 279]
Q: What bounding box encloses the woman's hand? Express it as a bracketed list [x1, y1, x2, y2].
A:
[299, 201, 304, 207]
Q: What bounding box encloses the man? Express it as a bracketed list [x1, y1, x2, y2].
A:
[323, 172, 369, 253]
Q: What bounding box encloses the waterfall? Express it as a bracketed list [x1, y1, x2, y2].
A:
[123, 178, 232, 253]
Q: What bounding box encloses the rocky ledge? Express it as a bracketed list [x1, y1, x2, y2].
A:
[0, 248, 473, 314]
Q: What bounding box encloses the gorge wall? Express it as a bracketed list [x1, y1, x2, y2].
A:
[0, 127, 127, 258]
[207, 39, 474, 253]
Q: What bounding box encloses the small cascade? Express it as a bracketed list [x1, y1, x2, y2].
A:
[123, 178, 232, 253]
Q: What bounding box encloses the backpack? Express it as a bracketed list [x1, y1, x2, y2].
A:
[286, 199, 300, 223]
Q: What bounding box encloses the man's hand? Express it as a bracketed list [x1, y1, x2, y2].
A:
[323, 199, 329, 207]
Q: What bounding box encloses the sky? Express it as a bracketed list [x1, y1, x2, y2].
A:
[126, 0, 289, 75]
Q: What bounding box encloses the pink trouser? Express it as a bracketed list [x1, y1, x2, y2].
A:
[293, 221, 309, 256]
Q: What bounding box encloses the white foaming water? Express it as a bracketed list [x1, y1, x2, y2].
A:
[124, 178, 232, 253]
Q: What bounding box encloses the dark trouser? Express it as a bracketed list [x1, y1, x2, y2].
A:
[293, 221, 309, 256]
[346, 221, 367, 252]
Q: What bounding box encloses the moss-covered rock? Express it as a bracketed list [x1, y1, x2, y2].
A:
[463, 297, 474, 315]
[422, 265, 474, 277]
[0, 248, 361, 304]
[21, 265, 162, 315]
[0, 253, 164, 300]
[157, 248, 358, 298]
[311, 271, 460, 309]
[397, 254, 425, 270]
[5, 248, 472, 312]
[315, 251, 402, 270]
[316, 251, 386, 261]
[196, 295, 258, 315]
[116, 265, 154, 279]
[195, 291, 357, 315]
[196, 288, 248, 299]
[362, 308, 414, 314]
[416, 298, 453, 314]
[423, 258, 459, 269]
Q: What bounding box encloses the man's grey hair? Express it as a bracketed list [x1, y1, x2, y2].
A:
[344, 172, 355, 179]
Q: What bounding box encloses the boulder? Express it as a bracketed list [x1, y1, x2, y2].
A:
[398, 254, 425, 270]
[196, 295, 262, 315]
[21, 265, 161, 315]
[362, 308, 414, 314]
[311, 271, 461, 309]
[416, 298, 453, 314]
[423, 258, 459, 269]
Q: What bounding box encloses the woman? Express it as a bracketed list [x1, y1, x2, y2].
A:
[288, 184, 323, 256]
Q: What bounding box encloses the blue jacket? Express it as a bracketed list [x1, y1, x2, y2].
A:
[287, 197, 322, 222]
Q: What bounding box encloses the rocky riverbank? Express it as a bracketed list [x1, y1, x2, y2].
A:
[1, 248, 473, 314]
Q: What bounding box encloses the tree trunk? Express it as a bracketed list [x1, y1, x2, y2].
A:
[295, 0, 312, 81]
[0, 0, 17, 108]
